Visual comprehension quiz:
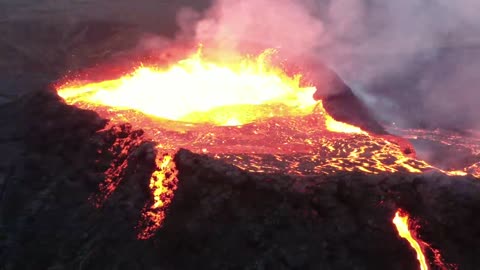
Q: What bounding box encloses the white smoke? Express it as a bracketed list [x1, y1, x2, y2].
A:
[175, 0, 480, 130]
[193, 0, 326, 57]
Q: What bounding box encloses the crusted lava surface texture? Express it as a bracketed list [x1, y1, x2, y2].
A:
[0, 89, 479, 270]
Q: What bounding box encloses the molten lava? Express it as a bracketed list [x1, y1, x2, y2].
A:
[392, 209, 453, 270]
[56, 47, 479, 238]
[393, 210, 429, 270]
[59, 49, 317, 126]
[137, 152, 178, 239]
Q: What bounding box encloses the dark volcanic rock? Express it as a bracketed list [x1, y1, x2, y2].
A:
[1, 90, 480, 270]
[307, 62, 388, 135]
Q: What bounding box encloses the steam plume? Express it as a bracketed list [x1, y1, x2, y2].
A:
[175, 0, 480, 130]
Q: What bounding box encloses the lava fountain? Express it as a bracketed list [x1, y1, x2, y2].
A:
[58, 48, 318, 126]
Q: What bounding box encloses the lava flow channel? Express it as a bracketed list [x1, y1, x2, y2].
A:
[393, 210, 429, 270]
[393, 210, 452, 270]
[56, 47, 478, 238]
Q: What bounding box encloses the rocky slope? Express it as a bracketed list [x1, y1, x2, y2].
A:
[1, 89, 480, 269]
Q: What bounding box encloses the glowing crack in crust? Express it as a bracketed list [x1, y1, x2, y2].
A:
[57, 48, 479, 238]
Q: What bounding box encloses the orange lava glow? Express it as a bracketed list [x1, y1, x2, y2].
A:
[56, 47, 479, 238]
[393, 210, 429, 270]
[469, 162, 480, 178]
[137, 151, 178, 240]
[58, 48, 317, 126]
[323, 105, 368, 135]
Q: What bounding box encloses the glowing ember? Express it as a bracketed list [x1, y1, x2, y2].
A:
[393, 210, 429, 270]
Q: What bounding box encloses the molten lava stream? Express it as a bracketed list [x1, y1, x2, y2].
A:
[393, 209, 432, 270]
[137, 151, 178, 240]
